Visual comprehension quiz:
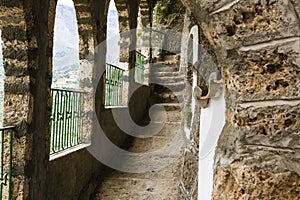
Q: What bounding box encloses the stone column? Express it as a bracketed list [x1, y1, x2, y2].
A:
[75, 1, 97, 144]
[0, 0, 54, 199]
[115, 0, 131, 64]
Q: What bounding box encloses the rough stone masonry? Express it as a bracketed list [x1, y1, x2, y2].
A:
[180, 0, 300, 199]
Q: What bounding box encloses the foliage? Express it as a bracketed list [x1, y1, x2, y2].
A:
[153, 0, 185, 28]
[153, 0, 174, 26]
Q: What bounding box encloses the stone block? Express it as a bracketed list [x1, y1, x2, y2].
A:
[230, 103, 300, 136]
[213, 163, 300, 200]
[208, 0, 300, 48]
[223, 41, 300, 102]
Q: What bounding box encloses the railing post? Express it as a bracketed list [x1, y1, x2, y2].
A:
[0, 126, 14, 200]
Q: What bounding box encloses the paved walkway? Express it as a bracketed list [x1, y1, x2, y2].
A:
[92, 57, 186, 200]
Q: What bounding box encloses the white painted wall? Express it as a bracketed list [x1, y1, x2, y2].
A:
[198, 88, 225, 200]
[182, 25, 199, 140]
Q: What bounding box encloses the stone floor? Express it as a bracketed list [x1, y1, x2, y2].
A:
[92, 56, 187, 200]
[92, 116, 184, 199]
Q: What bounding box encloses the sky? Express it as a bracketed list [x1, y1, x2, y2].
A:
[58, 0, 74, 7]
[58, 0, 117, 11]
[109, 1, 117, 11]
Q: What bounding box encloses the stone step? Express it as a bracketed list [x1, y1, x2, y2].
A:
[155, 92, 184, 103]
[157, 103, 181, 111]
[163, 54, 179, 61]
[136, 121, 182, 136]
[155, 82, 186, 93]
[94, 178, 180, 200]
[151, 67, 177, 73]
[144, 109, 181, 123]
[127, 135, 173, 153]
[108, 156, 183, 179]
[151, 76, 185, 84]
[154, 60, 177, 65]
[151, 68, 178, 73]
[151, 64, 179, 72]
[152, 122, 182, 136]
[151, 71, 183, 77]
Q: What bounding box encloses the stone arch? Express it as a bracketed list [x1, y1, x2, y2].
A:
[52, 0, 80, 89]
[107, 0, 120, 65]
[72, 0, 109, 138]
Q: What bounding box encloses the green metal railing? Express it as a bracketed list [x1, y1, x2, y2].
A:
[135, 51, 146, 84]
[0, 126, 13, 200]
[50, 89, 85, 154]
[105, 63, 125, 106]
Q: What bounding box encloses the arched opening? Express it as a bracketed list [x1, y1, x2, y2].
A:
[50, 0, 84, 154]
[52, 0, 80, 90]
[105, 0, 127, 107]
[107, 0, 120, 65]
[0, 30, 3, 126]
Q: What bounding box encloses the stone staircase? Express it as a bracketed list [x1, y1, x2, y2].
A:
[151, 57, 185, 104]
[92, 55, 186, 200]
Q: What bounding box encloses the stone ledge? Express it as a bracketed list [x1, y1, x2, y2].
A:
[50, 143, 91, 161]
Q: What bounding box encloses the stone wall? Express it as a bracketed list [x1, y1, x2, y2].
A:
[46, 149, 102, 200]
[0, 0, 56, 198]
[46, 0, 152, 199]
[0, 0, 153, 199]
[178, 10, 199, 200]
[180, 0, 300, 199]
[45, 1, 104, 199]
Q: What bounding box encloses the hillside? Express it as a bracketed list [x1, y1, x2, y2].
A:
[52, 2, 80, 89]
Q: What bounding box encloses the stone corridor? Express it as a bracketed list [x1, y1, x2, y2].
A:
[0, 0, 299, 199]
[92, 55, 187, 199]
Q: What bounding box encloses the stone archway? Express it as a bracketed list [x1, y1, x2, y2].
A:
[52, 0, 80, 90]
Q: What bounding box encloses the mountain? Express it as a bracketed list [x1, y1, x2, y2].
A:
[52, 2, 80, 89]
[52, 1, 120, 87]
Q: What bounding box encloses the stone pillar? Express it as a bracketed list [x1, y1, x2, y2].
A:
[138, 0, 151, 55]
[181, 0, 300, 199]
[0, 0, 54, 199]
[75, 1, 97, 143]
[137, 0, 152, 84]
[115, 0, 131, 64]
